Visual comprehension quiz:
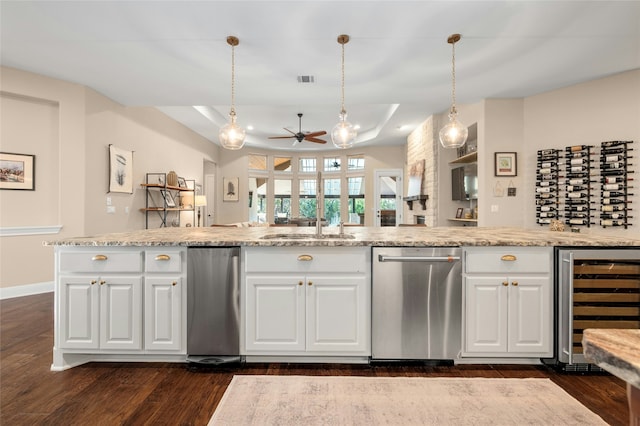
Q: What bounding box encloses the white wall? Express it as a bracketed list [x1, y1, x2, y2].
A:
[0, 66, 219, 292]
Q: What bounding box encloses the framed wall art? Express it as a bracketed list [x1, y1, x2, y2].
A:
[223, 177, 239, 202]
[494, 152, 517, 176]
[160, 189, 176, 207]
[0, 152, 35, 190]
[109, 145, 134, 193]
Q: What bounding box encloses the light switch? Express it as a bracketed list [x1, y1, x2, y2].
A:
[107, 206, 116, 214]
[106, 197, 112, 206]
[491, 205, 499, 213]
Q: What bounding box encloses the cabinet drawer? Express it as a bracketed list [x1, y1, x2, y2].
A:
[464, 247, 552, 274]
[145, 249, 183, 273]
[58, 249, 143, 273]
[244, 247, 368, 273]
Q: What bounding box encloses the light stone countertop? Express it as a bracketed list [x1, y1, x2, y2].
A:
[46, 226, 640, 247]
[582, 329, 640, 388]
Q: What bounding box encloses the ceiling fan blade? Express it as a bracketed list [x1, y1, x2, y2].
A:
[305, 130, 327, 138]
[268, 135, 296, 139]
[283, 127, 296, 135]
[305, 137, 327, 144]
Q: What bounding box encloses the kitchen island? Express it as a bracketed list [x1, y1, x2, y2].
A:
[47, 227, 640, 371]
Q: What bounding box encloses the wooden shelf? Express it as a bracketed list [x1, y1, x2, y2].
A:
[140, 183, 193, 192]
[448, 218, 478, 223]
[449, 151, 477, 164]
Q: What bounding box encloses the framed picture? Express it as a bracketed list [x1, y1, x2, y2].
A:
[494, 152, 517, 176]
[0, 152, 35, 190]
[109, 145, 133, 193]
[177, 177, 187, 188]
[223, 177, 239, 202]
[160, 189, 176, 207]
[456, 207, 464, 218]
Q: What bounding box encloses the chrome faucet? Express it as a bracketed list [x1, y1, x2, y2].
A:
[315, 171, 323, 237]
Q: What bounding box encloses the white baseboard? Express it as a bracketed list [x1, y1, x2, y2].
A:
[0, 281, 54, 299]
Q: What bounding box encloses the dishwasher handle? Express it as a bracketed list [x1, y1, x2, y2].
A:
[378, 254, 460, 263]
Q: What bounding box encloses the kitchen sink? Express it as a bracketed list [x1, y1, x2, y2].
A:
[260, 233, 355, 240]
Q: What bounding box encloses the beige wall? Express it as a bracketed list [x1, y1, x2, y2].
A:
[0, 66, 219, 291]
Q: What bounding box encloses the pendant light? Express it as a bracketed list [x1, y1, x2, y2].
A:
[331, 34, 357, 149]
[439, 33, 468, 149]
[219, 35, 246, 150]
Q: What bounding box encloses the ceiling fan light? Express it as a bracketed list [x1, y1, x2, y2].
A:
[331, 112, 357, 149]
[219, 111, 246, 150]
[439, 111, 468, 149]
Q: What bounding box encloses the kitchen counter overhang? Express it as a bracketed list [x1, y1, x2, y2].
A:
[46, 226, 640, 248]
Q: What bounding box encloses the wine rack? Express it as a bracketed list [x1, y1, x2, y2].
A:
[535, 149, 561, 225]
[564, 145, 595, 228]
[535, 141, 634, 229]
[599, 140, 633, 229]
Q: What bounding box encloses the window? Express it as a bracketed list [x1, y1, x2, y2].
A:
[348, 155, 365, 171]
[274, 179, 291, 223]
[248, 177, 268, 223]
[298, 179, 317, 218]
[324, 157, 341, 172]
[274, 156, 292, 172]
[299, 158, 316, 173]
[324, 178, 341, 225]
[348, 176, 365, 224]
[248, 154, 267, 171]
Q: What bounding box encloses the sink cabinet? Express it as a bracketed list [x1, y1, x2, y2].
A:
[462, 247, 553, 358]
[243, 247, 370, 356]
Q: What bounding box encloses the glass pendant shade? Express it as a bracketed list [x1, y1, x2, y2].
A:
[331, 111, 357, 149]
[219, 112, 245, 150]
[439, 110, 468, 149]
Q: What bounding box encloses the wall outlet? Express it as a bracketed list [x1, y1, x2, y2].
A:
[125, 206, 130, 214]
[106, 196, 112, 206]
[491, 204, 499, 213]
[107, 206, 116, 214]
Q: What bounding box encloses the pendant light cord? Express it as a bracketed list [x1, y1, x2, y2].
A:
[340, 40, 346, 115]
[450, 39, 457, 115]
[230, 42, 236, 117]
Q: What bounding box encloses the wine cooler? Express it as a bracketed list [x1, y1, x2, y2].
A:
[555, 248, 640, 371]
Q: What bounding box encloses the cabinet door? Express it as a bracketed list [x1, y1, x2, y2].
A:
[245, 276, 305, 352]
[465, 276, 508, 353]
[507, 276, 552, 355]
[99, 276, 142, 350]
[145, 276, 183, 351]
[59, 275, 99, 349]
[306, 275, 369, 354]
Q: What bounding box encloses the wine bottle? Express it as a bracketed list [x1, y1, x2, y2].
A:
[537, 199, 556, 206]
[565, 205, 590, 212]
[566, 145, 591, 152]
[568, 218, 589, 225]
[570, 165, 595, 173]
[538, 218, 552, 224]
[602, 141, 632, 148]
[602, 198, 631, 205]
[600, 147, 633, 155]
[600, 219, 628, 227]
[565, 199, 591, 205]
[537, 206, 556, 212]
[601, 191, 632, 198]
[539, 168, 554, 175]
[569, 158, 588, 165]
[537, 193, 555, 199]
[539, 162, 555, 168]
[567, 192, 588, 198]
[538, 212, 556, 218]
[601, 162, 627, 170]
[536, 181, 556, 187]
[600, 213, 631, 220]
[603, 176, 633, 184]
[601, 204, 628, 212]
[538, 149, 558, 156]
[601, 154, 632, 163]
[566, 185, 592, 192]
[539, 174, 558, 181]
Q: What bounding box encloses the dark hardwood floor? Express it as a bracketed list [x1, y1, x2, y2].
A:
[1, 293, 629, 425]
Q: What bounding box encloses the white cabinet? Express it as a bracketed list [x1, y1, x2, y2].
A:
[243, 247, 370, 356]
[462, 247, 552, 358]
[54, 247, 185, 360]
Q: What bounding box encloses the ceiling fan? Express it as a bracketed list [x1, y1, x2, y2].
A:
[268, 113, 327, 145]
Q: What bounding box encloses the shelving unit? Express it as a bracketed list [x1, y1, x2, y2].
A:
[140, 173, 195, 228]
[449, 151, 477, 165]
[599, 141, 633, 229]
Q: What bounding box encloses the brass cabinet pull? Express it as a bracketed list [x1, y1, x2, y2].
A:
[99, 280, 106, 285]
[155, 254, 171, 261]
[308, 281, 313, 286]
[297, 254, 313, 261]
[500, 254, 517, 262]
[172, 281, 177, 286]
[91, 280, 97, 285]
[298, 281, 303, 286]
[512, 281, 519, 286]
[502, 281, 509, 286]
[92, 255, 108, 261]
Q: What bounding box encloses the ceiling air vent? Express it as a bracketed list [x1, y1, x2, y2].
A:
[297, 75, 315, 83]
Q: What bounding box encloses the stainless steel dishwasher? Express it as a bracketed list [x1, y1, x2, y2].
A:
[372, 247, 462, 361]
[187, 247, 241, 365]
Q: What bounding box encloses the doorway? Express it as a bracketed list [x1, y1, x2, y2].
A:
[373, 169, 403, 226]
[204, 160, 217, 227]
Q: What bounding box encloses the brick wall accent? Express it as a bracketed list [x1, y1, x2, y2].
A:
[406, 116, 438, 226]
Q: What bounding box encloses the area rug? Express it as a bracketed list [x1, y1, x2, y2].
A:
[208, 375, 606, 425]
